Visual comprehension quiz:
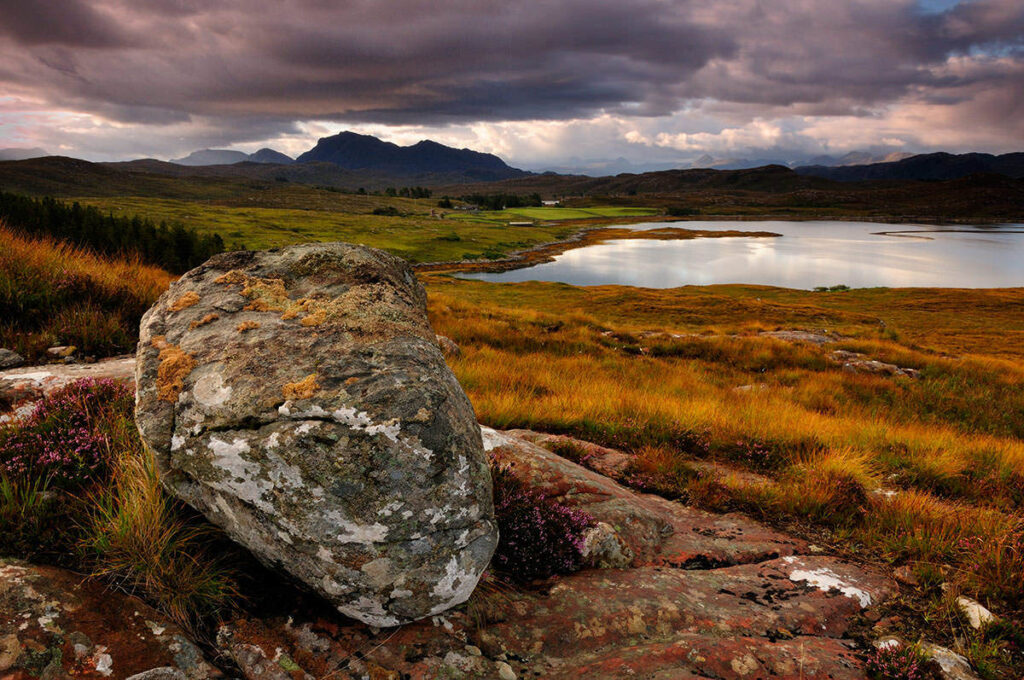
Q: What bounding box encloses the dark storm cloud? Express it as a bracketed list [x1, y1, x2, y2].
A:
[0, 0, 135, 47]
[0, 0, 1021, 153]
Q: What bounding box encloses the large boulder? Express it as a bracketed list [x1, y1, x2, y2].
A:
[134, 243, 497, 626]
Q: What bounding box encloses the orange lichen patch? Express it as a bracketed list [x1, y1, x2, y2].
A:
[214, 270, 247, 286]
[189, 313, 219, 330]
[300, 308, 328, 327]
[282, 374, 319, 400]
[151, 335, 196, 402]
[215, 269, 292, 312]
[169, 291, 201, 312]
[237, 321, 260, 332]
[344, 377, 360, 385]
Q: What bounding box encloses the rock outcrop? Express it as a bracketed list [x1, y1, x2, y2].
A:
[134, 243, 497, 626]
[213, 428, 896, 680]
[0, 560, 219, 680]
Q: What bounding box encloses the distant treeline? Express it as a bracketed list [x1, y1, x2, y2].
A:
[459, 193, 543, 210]
[0, 191, 225, 274]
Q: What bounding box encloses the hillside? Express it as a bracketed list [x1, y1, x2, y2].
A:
[796, 151, 1024, 181]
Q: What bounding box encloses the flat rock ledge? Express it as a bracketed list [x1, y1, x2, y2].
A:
[0, 560, 219, 680]
[216, 428, 895, 680]
[134, 243, 497, 626]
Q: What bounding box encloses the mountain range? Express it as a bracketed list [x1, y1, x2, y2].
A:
[795, 152, 1024, 181]
[172, 147, 294, 166]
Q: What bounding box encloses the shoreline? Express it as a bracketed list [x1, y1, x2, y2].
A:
[415, 213, 1023, 276]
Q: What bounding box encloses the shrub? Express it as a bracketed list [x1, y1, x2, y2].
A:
[0, 378, 133, 488]
[490, 464, 595, 581]
[865, 642, 930, 680]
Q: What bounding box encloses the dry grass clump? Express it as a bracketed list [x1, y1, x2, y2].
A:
[0, 223, 173, 360]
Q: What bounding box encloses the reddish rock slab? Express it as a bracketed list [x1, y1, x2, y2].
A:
[483, 427, 806, 568]
[0, 560, 220, 680]
[0, 357, 135, 422]
[571, 634, 864, 679]
[474, 556, 894, 661]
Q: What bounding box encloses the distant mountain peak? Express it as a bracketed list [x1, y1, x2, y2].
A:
[171, 147, 293, 166]
[0, 147, 48, 161]
[296, 131, 525, 180]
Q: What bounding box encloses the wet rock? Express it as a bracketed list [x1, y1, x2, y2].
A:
[0, 349, 24, 370]
[0, 357, 135, 423]
[0, 559, 219, 680]
[134, 243, 497, 626]
[484, 427, 805, 568]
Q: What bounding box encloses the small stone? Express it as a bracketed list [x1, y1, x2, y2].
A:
[436, 334, 461, 358]
[464, 644, 482, 656]
[893, 565, 919, 586]
[0, 633, 20, 671]
[46, 345, 76, 358]
[919, 642, 981, 680]
[126, 669, 187, 680]
[496, 661, 517, 680]
[956, 596, 995, 630]
[0, 349, 25, 369]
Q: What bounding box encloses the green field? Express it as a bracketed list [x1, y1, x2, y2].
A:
[451, 205, 658, 225]
[73, 196, 595, 262]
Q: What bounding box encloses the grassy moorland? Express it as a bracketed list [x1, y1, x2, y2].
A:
[426, 276, 1024, 675]
[70, 196, 595, 259]
[0, 224, 173, 361]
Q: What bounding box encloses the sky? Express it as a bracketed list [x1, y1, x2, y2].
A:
[0, 0, 1021, 171]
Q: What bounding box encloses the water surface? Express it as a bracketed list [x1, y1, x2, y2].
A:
[462, 221, 1024, 289]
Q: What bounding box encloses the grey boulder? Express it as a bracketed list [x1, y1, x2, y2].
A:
[0, 349, 24, 369]
[135, 243, 497, 626]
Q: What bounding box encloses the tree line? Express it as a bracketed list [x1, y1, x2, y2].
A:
[459, 193, 543, 210]
[0, 191, 226, 274]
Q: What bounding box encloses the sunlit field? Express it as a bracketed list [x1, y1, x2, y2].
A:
[427, 275, 1024, 666]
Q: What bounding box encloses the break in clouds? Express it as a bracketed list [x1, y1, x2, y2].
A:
[0, 0, 1021, 168]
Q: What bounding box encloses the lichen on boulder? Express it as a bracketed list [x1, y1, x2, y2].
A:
[134, 243, 497, 626]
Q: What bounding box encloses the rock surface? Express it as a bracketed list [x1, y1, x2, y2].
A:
[134, 243, 497, 626]
[214, 427, 896, 680]
[0, 559, 219, 680]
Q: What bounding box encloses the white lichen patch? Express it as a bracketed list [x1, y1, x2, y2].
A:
[479, 426, 510, 452]
[785, 558, 873, 608]
[338, 596, 401, 628]
[193, 372, 232, 407]
[430, 557, 481, 614]
[170, 435, 186, 451]
[361, 558, 395, 588]
[331, 517, 390, 544]
[206, 436, 273, 512]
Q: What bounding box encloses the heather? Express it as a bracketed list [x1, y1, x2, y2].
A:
[0, 223, 173, 361]
[0, 378, 237, 635]
[866, 642, 929, 680]
[490, 463, 595, 581]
